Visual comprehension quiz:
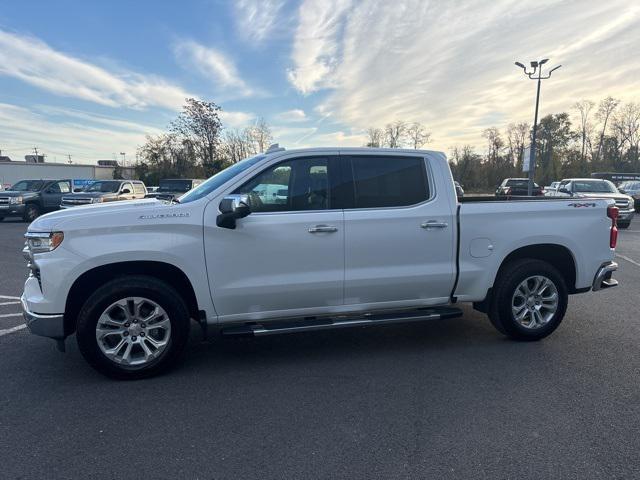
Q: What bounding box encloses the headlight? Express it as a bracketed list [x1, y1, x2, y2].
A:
[24, 232, 64, 254]
[91, 197, 104, 203]
[9, 196, 23, 204]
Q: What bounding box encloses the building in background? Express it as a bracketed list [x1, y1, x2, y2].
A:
[0, 159, 136, 189]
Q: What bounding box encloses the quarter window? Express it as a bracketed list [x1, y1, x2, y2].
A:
[350, 156, 428, 208]
[234, 157, 333, 212]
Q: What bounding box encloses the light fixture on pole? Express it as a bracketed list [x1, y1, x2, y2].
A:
[514, 58, 561, 195]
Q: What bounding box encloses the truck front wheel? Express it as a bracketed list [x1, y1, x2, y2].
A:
[76, 275, 191, 379]
[23, 204, 40, 222]
[488, 259, 568, 341]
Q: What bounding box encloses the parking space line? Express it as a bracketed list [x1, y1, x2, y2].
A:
[0, 295, 21, 300]
[0, 301, 21, 306]
[0, 313, 23, 318]
[617, 253, 640, 268]
[0, 324, 27, 337]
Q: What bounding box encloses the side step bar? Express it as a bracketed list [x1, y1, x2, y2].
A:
[221, 306, 463, 337]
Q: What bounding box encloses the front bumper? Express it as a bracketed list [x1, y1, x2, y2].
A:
[0, 203, 26, 217]
[21, 296, 65, 339]
[618, 208, 635, 222]
[592, 261, 618, 291]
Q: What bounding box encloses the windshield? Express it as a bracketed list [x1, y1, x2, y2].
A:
[84, 181, 121, 193]
[158, 180, 193, 193]
[8, 180, 44, 192]
[178, 154, 266, 204]
[506, 179, 539, 188]
[573, 180, 616, 193]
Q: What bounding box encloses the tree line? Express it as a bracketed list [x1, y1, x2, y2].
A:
[448, 97, 640, 192]
[133, 98, 272, 185]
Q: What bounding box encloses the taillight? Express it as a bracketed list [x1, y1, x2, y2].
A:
[607, 206, 619, 248]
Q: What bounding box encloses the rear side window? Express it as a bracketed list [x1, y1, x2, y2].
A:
[349, 156, 428, 208]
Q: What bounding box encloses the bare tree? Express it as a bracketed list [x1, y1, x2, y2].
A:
[364, 127, 384, 148]
[506, 122, 529, 169]
[406, 122, 431, 149]
[384, 121, 407, 148]
[611, 102, 640, 167]
[573, 99, 595, 166]
[594, 96, 619, 164]
[170, 98, 223, 174]
[247, 117, 273, 153]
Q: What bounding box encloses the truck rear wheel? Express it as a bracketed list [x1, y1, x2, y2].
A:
[76, 275, 190, 379]
[488, 259, 568, 341]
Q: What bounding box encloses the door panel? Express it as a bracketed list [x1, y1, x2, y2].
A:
[343, 154, 456, 306]
[203, 154, 344, 320]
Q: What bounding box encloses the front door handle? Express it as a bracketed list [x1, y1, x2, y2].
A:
[421, 221, 448, 229]
[309, 224, 338, 233]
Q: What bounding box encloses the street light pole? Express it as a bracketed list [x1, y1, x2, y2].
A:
[514, 59, 561, 196]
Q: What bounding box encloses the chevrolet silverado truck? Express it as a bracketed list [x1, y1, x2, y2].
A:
[60, 180, 147, 208]
[22, 147, 620, 379]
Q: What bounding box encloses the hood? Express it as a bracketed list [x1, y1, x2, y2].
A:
[65, 191, 117, 199]
[573, 192, 630, 200]
[0, 190, 39, 198]
[29, 198, 165, 231]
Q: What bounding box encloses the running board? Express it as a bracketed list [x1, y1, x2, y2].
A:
[221, 306, 463, 337]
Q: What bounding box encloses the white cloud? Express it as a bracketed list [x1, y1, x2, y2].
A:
[234, 0, 286, 44]
[0, 29, 191, 110]
[0, 103, 159, 163]
[220, 110, 256, 128]
[288, 0, 640, 149]
[173, 40, 254, 97]
[274, 109, 307, 122]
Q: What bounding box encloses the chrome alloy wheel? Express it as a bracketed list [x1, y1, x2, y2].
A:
[511, 275, 559, 329]
[95, 297, 171, 368]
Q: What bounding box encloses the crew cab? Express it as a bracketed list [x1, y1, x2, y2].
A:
[0, 179, 72, 222]
[552, 178, 635, 228]
[60, 180, 147, 208]
[22, 147, 619, 379]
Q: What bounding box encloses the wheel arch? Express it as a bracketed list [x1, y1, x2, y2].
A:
[64, 260, 200, 336]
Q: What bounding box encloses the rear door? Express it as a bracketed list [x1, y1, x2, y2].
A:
[342, 153, 456, 308]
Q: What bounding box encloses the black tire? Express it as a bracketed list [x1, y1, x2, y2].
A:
[76, 275, 190, 379]
[488, 259, 568, 341]
[618, 221, 630, 229]
[22, 203, 40, 222]
[0, 216, 4, 222]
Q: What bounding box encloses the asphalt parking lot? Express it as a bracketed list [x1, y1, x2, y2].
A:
[1, 217, 639, 479]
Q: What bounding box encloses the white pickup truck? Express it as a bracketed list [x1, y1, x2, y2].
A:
[22, 147, 620, 379]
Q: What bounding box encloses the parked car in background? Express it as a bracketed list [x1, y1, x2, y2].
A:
[22, 147, 619, 378]
[495, 178, 543, 197]
[544, 181, 560, 196]
[618, 181, 640, 212]
[60, 180, 147, 208]
[146, 186, 159, 193]
[146, 178, 204, 201]
[454, 181, 464, 197]
[554, 178, 635, 228]
[0, 179, 72, 222]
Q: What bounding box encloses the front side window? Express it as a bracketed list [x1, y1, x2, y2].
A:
[133, 183, 146, 195]
[48, 181, 71, 193]
[85, 181, 121, 193]
[349, 156, 428, 208]
[234, 157, 332, 213]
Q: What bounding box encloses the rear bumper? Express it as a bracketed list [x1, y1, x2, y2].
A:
[592, 261, 618, 292]
[21, 296, 65, 339]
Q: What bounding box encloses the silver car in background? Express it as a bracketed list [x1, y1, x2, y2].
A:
[618, 181, 640, 212]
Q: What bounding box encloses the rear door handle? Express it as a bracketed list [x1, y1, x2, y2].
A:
[421, 221, 448, 229]
[308, 224, 338, 233]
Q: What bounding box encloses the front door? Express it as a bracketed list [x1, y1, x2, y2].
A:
[42, 180, 71, 210]
[342, 153, 456, 307]
[204, 155, 344, 321]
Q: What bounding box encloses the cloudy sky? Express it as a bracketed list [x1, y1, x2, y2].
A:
[0, 0, 639, 163]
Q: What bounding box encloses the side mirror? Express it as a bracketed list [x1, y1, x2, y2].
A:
[217, 194, 251, 229]
[558, 188, 571, 195]
[121, 188, 131, 194]
[618, 188, 627, 194]
[73, 188, 83, 193]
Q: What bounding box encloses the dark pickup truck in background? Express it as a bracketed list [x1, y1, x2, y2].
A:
[495, 178, 544, 197]
[60, 180, 147, 208]
[146, 178, 204, 201]
[0, 179, 73, 222]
